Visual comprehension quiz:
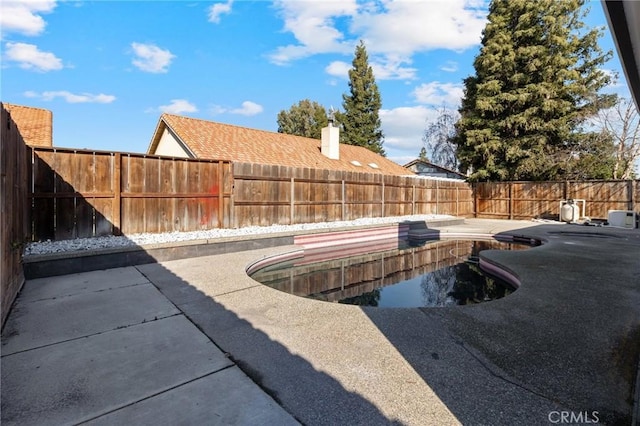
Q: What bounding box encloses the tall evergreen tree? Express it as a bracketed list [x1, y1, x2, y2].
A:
[453, 0, 615, 181]
[277, 99, 328, 139]
[337, 41, 385, 155]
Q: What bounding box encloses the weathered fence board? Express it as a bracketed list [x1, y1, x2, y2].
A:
[29, 148, 233, 240]
[1, 106, 30, 327]
[232, 162, 473, 228]
[28, 146, 638, 242]
[475, 180, 639, 220]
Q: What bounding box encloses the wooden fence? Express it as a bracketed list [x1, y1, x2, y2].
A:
[30, 147, 233, 240]
[474, 180, 640, 220]
[27, 150, 473, 241]
[1, 107, 30, 327]
[25, 148, 640, 242]
[232, 162, 474, 227]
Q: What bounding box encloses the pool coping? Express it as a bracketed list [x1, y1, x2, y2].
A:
[246, 230, 541, 291]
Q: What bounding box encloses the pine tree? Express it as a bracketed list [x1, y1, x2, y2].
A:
[337, 41, 385, 155]
[277, 99, 328, 139]
[454, 0, 615, 181]
[418, 146, 429, 161]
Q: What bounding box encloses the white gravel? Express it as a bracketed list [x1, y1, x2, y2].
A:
[23, 214, 455, 256]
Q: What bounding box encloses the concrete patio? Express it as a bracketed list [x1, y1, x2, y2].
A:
[2, 219, 639, 425]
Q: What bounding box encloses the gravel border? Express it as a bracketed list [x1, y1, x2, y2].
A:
[24, 214, 455, 257]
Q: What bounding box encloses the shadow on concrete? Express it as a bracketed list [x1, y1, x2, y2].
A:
[3, 244, 400, 425]
[135, 258, 402, 425]
[362, 222, 640, 425]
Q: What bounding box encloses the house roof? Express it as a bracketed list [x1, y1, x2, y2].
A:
[403, 159, 467, 179]
[603, 1, 640, 111]
[148, 114, 412, 175]
[2, 103, 53, 147]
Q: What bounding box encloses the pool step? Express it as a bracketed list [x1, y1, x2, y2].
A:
[294, 223, 410, 250]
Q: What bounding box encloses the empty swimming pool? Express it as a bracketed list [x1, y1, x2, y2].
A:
[250, 239, 533, 308]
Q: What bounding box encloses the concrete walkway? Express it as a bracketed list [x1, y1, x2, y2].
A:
[2, 219, 640, 425]
[1, 267, 298, 425]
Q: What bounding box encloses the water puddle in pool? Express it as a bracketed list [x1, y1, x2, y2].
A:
[250, 239, 533, 308]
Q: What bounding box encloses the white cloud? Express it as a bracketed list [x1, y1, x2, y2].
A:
[130, 42, 175, 73]
[230, 101, 263, 116]
[208, 105, 227, 115]
[326, 56, 416, 81]
[269, 0, 487, 78]
[0, 0, 56, 36]
[25, 90, 116, 103]
[268, 0, 358, 65]
[353, 0, 487, 55]
[325, 60, 351, 78]
[380, 106, 433, 151]
[412, 82, 464, 107]
[4, 42, 62, 71]
[208, 0, 233, 23]
[440, 61, 458, 72]
[210, 101, 264, 116]
[380, 105, 459, 164]
[371, 55, 417, 80]
[158, 99, 198, 114]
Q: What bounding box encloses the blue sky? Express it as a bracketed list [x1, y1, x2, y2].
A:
[1, 0, 632, 165]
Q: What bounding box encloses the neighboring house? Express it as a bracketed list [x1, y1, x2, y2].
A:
[403, 159, 467, 180]
[147, 114, 413, 176]
[2, 103, 53, 147]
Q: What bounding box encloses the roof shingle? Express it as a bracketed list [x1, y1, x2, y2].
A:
[2, 103, 53, 147]
[148, 114, 412, 176]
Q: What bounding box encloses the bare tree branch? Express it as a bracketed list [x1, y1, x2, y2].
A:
[594, 98, 640, 179]
[422, 105, 460, 171]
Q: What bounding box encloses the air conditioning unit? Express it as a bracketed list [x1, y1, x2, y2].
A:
[607, 210, 638, 229]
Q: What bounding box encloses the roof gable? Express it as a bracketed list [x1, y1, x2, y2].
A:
[403, 159, 466, 179]
[2, 103, 53, 147]
[148, 114, 412, 175]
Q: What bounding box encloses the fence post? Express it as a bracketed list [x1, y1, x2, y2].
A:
[217, 160, 224, 228]
[473, 182, 478, 218]
[412, 184, 416, 215]
[435, 180, 439, 215]
[627, 180, 634, 211]
[509, 182, 513, 220]
[113, 152, 122, 235]
[290, 177, 295, 224]
[230, 164, 236, 228]
[381, 179, 385, 217]
[341, 179, 346, 221]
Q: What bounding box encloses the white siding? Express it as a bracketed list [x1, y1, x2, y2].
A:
[154, 128, 190, 158]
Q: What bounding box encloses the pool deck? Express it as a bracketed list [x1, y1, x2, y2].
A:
[2, 218, 639, 425]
